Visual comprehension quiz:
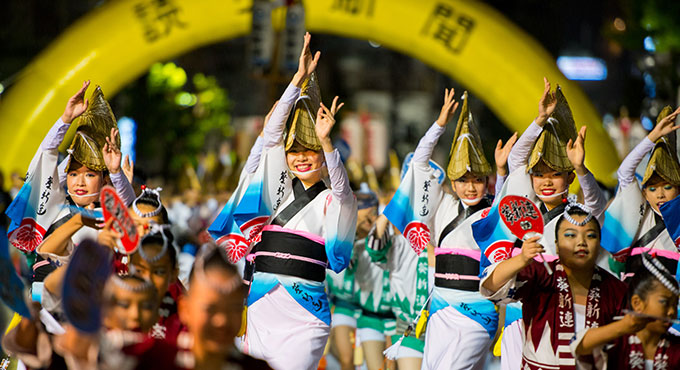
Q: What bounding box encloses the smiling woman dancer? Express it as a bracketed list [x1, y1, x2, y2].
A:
[7, 82, 135, 312]
[603, 106, 680, 280]
[498, 78, 608, 370]
[214, 33, 357, 370]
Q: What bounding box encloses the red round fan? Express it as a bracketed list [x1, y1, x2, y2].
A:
[101, 186, 140, 254]
[497, 195, 552, 274]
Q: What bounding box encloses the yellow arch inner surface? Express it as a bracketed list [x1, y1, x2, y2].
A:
[0, 0, 619, 187]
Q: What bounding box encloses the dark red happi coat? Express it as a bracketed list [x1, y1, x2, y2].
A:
[512, 260, 627, 369]
[606, 333, 680, 369]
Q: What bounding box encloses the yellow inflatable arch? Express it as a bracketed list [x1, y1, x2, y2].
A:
[0, 0, 619, 186]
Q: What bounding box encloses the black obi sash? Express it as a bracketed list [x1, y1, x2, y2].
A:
[434, 254, 480, 291]
[253, 230, 328, 282]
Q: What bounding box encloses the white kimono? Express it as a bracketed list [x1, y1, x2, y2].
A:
[389, 122, 502, 370]
[231, 84, 357, 370]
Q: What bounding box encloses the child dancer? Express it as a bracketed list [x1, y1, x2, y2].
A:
[574, 253, 680, 368]
[352, 185, 396, 370]
[28, 82, 134, 312]
[384, 88, 515, 369]
[176, 245, 272, 369]
[7, 80, 134, 257]
[481, 203, 627, 369]
[128, 225, 185, 344]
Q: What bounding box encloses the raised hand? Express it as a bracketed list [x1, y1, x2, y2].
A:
[436, 88, 460, 127]
[520, 235, 544, 265]
[292, 32, 321, 88]
[648, 106, 680, 142]
[495, 132, 518, 176]
[61, 80, 90, 124]
[567, 126, 587, 175]
[103, 127, 122, 174]
[122, 155, 134, 184]
[537, 77, 557, 126]
[315, 96, 344, 152]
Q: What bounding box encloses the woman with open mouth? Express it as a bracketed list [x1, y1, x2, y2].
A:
[6, 81, 135, 314]
[208, 33, 357, 370]
[601, 105, 680, 283]
[495, 77, 608, 370]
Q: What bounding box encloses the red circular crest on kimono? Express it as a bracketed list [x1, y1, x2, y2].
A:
[217, 233, 249, 263]
[404, 221, 430, 255]
[480, 207, 492, 219]
[484, 240, 514, 264]
[239, 216, 269, 245]
[498, 195, 544, 240]
[9, 218, 46, 253]
[101, 186, 139, 254]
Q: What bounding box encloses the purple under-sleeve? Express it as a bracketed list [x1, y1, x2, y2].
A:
[494, 174, 507, 195]
[325, 149, 352, 202]
[617, 137, 654, 189]
[508, 121, 542, 173]
[245, 136, 264, 174]
[263, 84, 301, 149]
[578, 170, 607, 218]
[109, 171, 136, 206]
[41, 118, 70, 151]
[58, 156, 69, 187]
[413, 122, 445, 165]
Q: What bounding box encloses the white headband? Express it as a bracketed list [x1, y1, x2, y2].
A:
[137, 224, 171, 264]
[563, 202, 593, 226]
[132, 186, 163, 218]
[641, 253, 680, 296]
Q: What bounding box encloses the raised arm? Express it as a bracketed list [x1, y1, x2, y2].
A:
[41, 120, 71, 152]
[494, 132, 518, 194]
[263, 32, 319, 149]
[316, 96, 352, 202]
[566, 126, 607, 217]
[617, 107, 680, 188]
[617, 138, 654, 189]
[245, 101, 278, 173]
[103, 128, 135, 205]
[37, 81, 91, 178]
[413, 88, 459, 164]
[508, 78, 557, 173]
